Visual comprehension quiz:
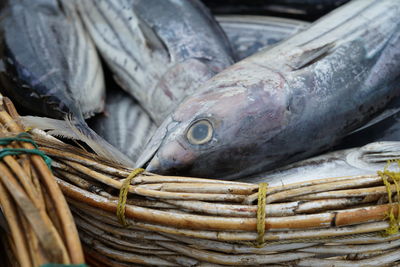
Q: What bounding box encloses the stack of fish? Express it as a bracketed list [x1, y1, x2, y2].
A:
[0, 0, 400, 184]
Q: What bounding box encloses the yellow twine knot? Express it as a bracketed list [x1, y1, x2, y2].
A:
[116, 168, 144, 226]
[377, 160, 400, 236]
[255, 182, 268, 248]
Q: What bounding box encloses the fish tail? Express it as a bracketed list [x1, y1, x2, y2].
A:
[21, 115, 134, 166]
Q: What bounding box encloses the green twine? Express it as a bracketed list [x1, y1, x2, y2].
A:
[0, 132, 38, 147]
[0, 133, 52, 170]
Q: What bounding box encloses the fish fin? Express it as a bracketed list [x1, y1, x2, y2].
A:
[346, 141, 400, 171]
[287, 42, 335, 70]
[349, 109, 400, 135]
[359, 141, 400, 163]
[21, 115, 134, 166]
[136, 17, 169, 55]
[349, 97, 400, 135]
[21, 116, 80, 139]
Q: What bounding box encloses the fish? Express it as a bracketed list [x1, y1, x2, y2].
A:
[90, 90, 156, 163]
[240, 141, 400, 186]
[76, 0, 234, 126]
[338, 99, 400, 149]
[137, 0, 400, 179]
[217, 15, 309, 60]
[0, 0, 131, 164]
[203, 0, 350, 21]
[0, 0, 104, 119]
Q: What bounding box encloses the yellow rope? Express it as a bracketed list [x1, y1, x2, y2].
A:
[116, 168, 144, 226]
[255, 182, 268, 248]
[377, 160, 400, 236]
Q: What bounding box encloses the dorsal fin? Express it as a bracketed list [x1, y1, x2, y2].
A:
[286, 42, 335, 70]
[349, 97, 400, 135]
[136, 15, 169, 57]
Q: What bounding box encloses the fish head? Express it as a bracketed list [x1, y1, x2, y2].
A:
[150, 57, 229, 124]
[137, 75, 288, 179]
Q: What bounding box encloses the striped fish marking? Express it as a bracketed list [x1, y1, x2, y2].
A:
[76, 0, 234, 125]
[91, 90, 156, 163]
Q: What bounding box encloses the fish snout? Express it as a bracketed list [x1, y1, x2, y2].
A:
[146, 140, 196, 176]
[145, 154, 161, 173]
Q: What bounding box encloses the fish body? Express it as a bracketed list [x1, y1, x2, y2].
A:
[138, 0, 400, 179]
[90, 90, 156, 163]
[217, 15, 309, 60]
[240, 141, 400, 186]
[77, 0, 234, 125]
[0, 0, 133, 165]
[0, 0, 105, 119]
[339, 109, 400, 149]
[356, 113, 400, 143]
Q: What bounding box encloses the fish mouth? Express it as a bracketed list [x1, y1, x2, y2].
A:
[135, 117, 178, 169]
[145, 153, 161, 173]
[135, 127, 166, 169]
[145, 139, 196, 176]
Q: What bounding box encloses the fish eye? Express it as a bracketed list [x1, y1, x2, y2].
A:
[186, 119, 213, 145]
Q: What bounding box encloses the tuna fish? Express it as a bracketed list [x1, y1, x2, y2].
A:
[76, 0, 234, 125]
[0, 0, 104, 118]
[217, 15, 309, 60]
[241, 141, 400, 186]
[90, 90, 156, 163]
[137, 0, 400, 179]
[339, 100, 400, 149]
[0, 0, 131, 164]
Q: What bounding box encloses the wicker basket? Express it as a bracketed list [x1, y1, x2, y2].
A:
[0, 96, 84, 266]
[1, 94, 400, 266]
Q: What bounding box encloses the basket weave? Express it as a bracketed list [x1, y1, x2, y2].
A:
[1, 93, 400, 266]
[0, 95, 84, 266]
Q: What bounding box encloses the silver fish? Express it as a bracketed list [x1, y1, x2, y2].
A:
[240, 141, 400, 186]
[0, 0, 105, 119]
[0, 0, 134, 164]
[217, 15, 310, 60]
[340, 109, 400, 149]
[76, 0, 234, 125]
[91, 90, 156, 163]
[137, 0, 400, 179]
